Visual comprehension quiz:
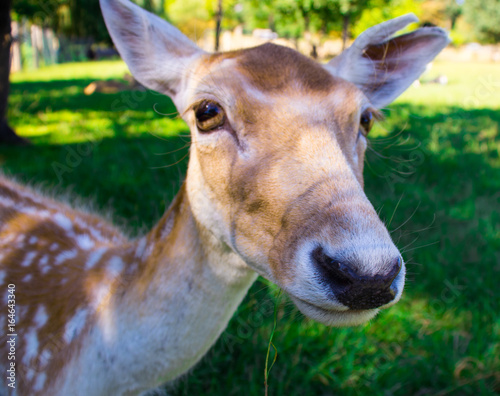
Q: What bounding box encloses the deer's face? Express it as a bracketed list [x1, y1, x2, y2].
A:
[101, 0, 449, 326]
[183, 45, 403, 325]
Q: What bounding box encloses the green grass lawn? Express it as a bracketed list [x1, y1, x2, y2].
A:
[3, 60, 499, 395]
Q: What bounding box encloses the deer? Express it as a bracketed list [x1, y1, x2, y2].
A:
[83, 73, 144, 95]
[0, 0, 449, 394]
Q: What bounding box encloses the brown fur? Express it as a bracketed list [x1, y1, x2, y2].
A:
[185, 44, 372, 287]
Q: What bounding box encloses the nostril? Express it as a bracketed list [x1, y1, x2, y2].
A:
[311, 246, 355, 289]
[312, 247, 403, 310]
[382, 256, 402, 288]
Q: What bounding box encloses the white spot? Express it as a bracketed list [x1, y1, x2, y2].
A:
[33, 372, 47, 391]
[26, 368, 35, 381]
[144, 244, 153, 259]
[161, 216, 174, 239]
[0, 270, 5, 285]
[55, 250, 78, 265]
[17, 206, 50, 219]
[49, 243, 59, 251]
[75, 217, 106, 243]
[23, 327, 39, 365]
[85, 247, 107, 270]
[21, 251, 37, 267]
[135, 238, 147, 258]
[39, 255, 50, 274]
[28, 236, 38, 244]
[64, 308, 88, 343]
[1, 234, 15, 244]
[76, 234, 95, 250]
[33, 305, 48, 328]
[17, 206, 39, 216]
[107, 256, 124, 277]
[16, 305, 28, 322]
[22, 274, 33, 282]
[39, 349, 52, 367]
[0, 195, 16, 207]
[91, 282, 113, 310]
[37, 210, 51, 218]
[53, 212, 73, 231]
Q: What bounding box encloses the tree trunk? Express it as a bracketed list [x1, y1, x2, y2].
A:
[0, 0, 28, 145]
[341, 13, 350, 51]
[214, 0, 222, 52]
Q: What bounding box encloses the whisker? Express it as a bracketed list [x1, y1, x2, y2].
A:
[153, 143, 191, 156]
[149, 151, 190, 169]
[400, 235, 420, 252]
[390, 201, 421, 234]
[401, 240, 440, 254]
[387, 193, 404, 228]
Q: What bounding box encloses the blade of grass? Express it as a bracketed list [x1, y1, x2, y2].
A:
[264, 289, 282, 396]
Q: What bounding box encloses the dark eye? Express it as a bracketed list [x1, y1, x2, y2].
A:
[194, 101, 226, 132]
[359, 109, 374, 136]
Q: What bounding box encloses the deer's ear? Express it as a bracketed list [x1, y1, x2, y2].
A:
[326, 14, 450, 108]
[100, 0, 204, 99]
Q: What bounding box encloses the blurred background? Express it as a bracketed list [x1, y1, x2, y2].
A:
[1, 0, 499, 395]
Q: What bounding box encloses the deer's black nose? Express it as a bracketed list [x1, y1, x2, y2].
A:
[312, 247, 402, 309]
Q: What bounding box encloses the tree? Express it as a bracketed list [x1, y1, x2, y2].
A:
[240, 0, 374, 49]
[13, 0, 166, 43]
[444, 0, 462, 30]
[353, 0, 420, 38]
[334, 0, 370, 50]
[463, 0, 500, 43]
[13, 0, 110, 42]
[0, 0, 28, 144]
[214, 0, 222, 51]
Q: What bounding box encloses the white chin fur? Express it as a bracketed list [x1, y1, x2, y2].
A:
[291, 297, 379, 327]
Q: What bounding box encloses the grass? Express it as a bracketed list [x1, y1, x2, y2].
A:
[3, 59, 500, 395]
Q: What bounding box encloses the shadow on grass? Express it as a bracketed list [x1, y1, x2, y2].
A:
[366, 105, 499, 299]
[9, 79, 176, 117]
[0, 133, 190, 235]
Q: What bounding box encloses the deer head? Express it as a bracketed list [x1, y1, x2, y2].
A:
[101, 0, 449, 326]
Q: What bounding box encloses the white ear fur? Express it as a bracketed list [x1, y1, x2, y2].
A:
[326, 14, 450, 108]
[100, 0, 205, 102]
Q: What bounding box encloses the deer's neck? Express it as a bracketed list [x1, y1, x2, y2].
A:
[63, 185, 257, 395]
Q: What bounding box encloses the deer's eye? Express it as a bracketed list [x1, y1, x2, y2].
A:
[195, 101, 226, 132]
[359, 109, 374, 136]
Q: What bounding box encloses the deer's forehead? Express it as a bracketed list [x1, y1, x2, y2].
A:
[190, 46, 364, 126]
[195, 43, 353, 96]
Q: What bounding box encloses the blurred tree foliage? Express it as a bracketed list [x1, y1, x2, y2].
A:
[463, 0, 500, 43]
[1, 0, 28, 144]
[9, 0, 500, 49]
[238, 0, 367, 44]
[353, 0, 420, 37]
[11, 0, 164, 42]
